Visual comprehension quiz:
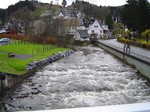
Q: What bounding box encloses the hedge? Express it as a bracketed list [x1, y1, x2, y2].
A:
[0, 34, 29, 41]
[117, 37, 150, 50]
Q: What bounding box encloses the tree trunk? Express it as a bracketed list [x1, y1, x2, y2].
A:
[146, 36, 148, 43]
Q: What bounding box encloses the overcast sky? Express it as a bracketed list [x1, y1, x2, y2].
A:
[0, 0, 150, 9]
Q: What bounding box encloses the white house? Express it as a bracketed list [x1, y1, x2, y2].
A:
[58, 12, 65, 18]
[87, 20, 112, 39]
[76, 11, 85, 19]
[87, 20, 104, 38]
[0, 29, 9, 34]
[74, 30, 89, 41]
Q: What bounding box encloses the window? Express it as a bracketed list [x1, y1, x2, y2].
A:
[91, 30, 95, 33]
[94, 25, 98, 28]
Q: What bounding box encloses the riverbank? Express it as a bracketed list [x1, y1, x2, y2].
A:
[0, 40, 69, 75]
[98, 39, 150, 80]
[0, 49, 76, 95]
[2, 46, 150, 111]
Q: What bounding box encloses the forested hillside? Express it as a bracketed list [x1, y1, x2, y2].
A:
[0, 1, 35, 23]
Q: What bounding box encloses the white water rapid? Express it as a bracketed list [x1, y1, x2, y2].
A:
[2, 46, 150, 111]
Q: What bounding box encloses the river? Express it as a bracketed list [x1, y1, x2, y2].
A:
[1, 46, 150, 111]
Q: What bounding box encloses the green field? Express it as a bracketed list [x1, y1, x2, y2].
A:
[0, 41, 69, 75]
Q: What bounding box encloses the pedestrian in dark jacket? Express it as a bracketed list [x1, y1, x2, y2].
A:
[124, 32, 132, 53]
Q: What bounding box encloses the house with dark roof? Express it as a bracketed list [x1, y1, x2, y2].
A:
[87, 20, 112, 39]
[74, 30, 89, 41]
[60, 7, 70, 19]
[88, 20, 104, 38]
[0, 29, 9, 34]
[55, 6, 85, 20]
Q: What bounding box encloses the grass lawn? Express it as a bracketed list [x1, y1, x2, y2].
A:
[0, 42, 69, 75]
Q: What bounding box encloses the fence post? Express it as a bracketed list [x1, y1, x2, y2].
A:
[32, 48, 34, 55]
[0, 80, 3, 94]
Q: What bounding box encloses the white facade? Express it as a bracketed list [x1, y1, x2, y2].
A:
[74, 31, 82, 41]
[77, 26, 86, 30]
[58, 12, 64, 18]
[77, 12, 82, 19]
[0, 29, 7, 34]
[66, 26, 76, 35]
[87, 20, 104, 38]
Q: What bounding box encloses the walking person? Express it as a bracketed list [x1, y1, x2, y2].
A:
[123, 35, 128, 53]
[126, 32, 132, 53]
[123, 32, 132, 53]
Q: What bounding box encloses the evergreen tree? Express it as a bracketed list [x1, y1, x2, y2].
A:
[121, 0, 150, 33]
[7, 1, 35, 16]
[121, 0, 138, 31]
[137, 0, 150, 33]
[106, 12, 113, 29]
[73, 0, 110, 21]
[62, 0, 67, 7]
[0, 9, 5, 24]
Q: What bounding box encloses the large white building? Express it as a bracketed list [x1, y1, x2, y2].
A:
[87, 20, 112, 39]
[74, 20, 112, 40]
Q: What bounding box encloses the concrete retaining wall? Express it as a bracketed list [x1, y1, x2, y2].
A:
[0, 73, 29, 94]
[98, 42, 150, 80]
[0, 50, 76, 95]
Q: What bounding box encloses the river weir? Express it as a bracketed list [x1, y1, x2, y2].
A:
[2, 46, 150, 111]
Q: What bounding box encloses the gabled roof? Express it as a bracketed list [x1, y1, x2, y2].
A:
[77, 30, 89, 38]
[102, 25, 109, 31]
[0, 29, 7, 34]
[61, 7, 69, 16]
[88, 20, 103, 30]
[88, 20, 109, 31]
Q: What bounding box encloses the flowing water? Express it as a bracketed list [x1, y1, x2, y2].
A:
[2, 46, 150, 111]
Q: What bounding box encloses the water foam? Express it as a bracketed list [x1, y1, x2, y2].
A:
[3, 46, 150, 111]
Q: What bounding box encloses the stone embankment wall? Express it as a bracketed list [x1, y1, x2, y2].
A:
[0, 50, 76, 94]
[98, 42, 150, 80]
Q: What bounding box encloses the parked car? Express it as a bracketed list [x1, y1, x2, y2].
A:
[0, 38, 10, 45]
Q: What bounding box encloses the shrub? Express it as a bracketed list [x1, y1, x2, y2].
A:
[142, 29, 150, 43]
[117, 37, 125, 43]
[117, 37, 150, 50]
[44, 37, 57, 44]
[141, 42, 146, 48]
[131, 37, 136, 41]
[0, 34, 28, 41]
[74, 40, 90, 46]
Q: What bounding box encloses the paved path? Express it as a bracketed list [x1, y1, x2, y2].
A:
[98, 39, 150, 63]
[0, 51, 33, 59]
